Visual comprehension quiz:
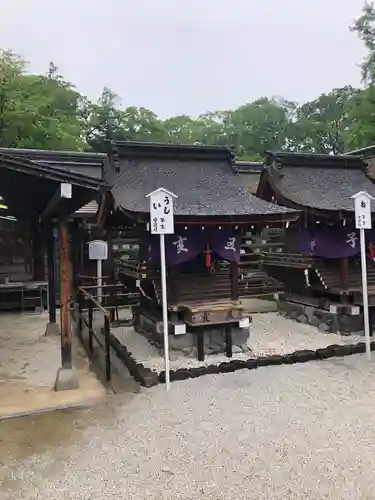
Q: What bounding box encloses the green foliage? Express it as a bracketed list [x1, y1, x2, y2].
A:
[346, 2, 375, 150]
[293, 87, 361, 154]
[350, 1, 375, 84]
[0, 51, 85, 150]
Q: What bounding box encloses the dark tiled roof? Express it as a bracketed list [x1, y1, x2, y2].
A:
[0, 147, 106, 180]
[346, 144, 375, 158]
[265, 151, 375, 212]
[0, 153, 104, 190]
[232, 161, 263, 174]
[346, 146, 375, 181]
[107, 142, 296, 217]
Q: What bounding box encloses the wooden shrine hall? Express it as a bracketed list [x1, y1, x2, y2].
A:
[101, 141, 299, 359]
[0, 151, 105, 389]
[256, 151, 375, 333]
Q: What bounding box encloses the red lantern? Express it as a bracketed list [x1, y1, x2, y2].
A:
[204, 244, 211, 268]
[369, 242, 375, 261]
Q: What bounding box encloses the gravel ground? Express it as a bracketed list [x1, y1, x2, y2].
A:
[2, 355, 375, 499]
[112, 313, 363, 371]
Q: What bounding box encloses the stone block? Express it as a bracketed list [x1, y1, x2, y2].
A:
[54, 367, 79, 391]
[339, 345, 356, 356]
[282, 354, 296, 364]
[204, 365, 221, 375]
[246, 359, 258, 370]
[293, 350, 317, 363]
[219, 362, 237, 373]
[310, 316, 320, 327]
[229, 360, 247, 370]
[316, 347, 332, 359]
[352, 342, 366, 354]
[318, 323, 331, 334]
[169, 333, 195, 351]
[45, 322, 60, 336]
[296, 314, 308, 324]
[231, 345, 243, 354]
[265, 355, 284, 365]
[232, 326, 250, 346]
[171, 369, 191, 381]
[289, 310, 299, 320]
[257, 357, 269, 367]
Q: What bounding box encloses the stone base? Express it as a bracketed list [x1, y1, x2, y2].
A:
[138, 312, 251, 355]
[45, 322, 60, 336]
[278, 299, 364, 335]
[54, 367, 79, 391]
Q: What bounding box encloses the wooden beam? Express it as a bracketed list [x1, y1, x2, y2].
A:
[60, 218, 72, 368]
[41, 183, 72, 220]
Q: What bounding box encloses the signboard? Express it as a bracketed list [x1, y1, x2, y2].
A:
[88, 240, 108, 260]
[60, 183, 72, 199]
[146, 187, 177, 235]
[145, 187, 178, 392]
[351, 190, 374, 361]
[353, 191, 373, 230]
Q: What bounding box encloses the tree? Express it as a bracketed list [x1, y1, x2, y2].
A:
[121, 106, 166, 142]
[81, 87, 126, 151]
[227, 98, 293, 157]
[345, 86, 375, 150]
[345, 3, 375, 149]
[0, 50, 85, 150]
[292, 87, 361, 154]
[350, 2, 375, 84]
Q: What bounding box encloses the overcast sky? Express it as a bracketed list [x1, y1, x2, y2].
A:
[0, 0, 367, 117]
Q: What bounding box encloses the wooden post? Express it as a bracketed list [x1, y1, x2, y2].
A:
[71, 221, 81, 301]
[104, 315, 111, 381]
[60, 218, 72, 368]
[340, 257, 349, 304]
[225, 325, 233, 358]
[340, 257, 349, 289]
[47, 224, 56, 323]
[197, 330, 205, 361]
[88, 301, 93, 352]
[230, 262, 239, 301]
[32, 222, 45, 281]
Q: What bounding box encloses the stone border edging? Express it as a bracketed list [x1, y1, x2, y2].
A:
[110, 331, 372, 387]
[158, 341, 369, 383]
[109, 334, 159, 387]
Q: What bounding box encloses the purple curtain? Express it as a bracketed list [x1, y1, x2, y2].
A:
[166, 228, 205, 265]
[141, 226, 241, 266]
[299, 228, 360, 258]
[143, 227, 205, 266]
[208, 227, 241, 262]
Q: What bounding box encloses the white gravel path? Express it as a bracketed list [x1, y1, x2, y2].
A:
[112, 313, 364, 371]
[3, 355, 375, 499]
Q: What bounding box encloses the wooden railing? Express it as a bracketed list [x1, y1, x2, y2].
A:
[77, 286, 111, 382]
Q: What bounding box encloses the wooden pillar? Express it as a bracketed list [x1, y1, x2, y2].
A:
[32, 222, 45, 281]
[47, 224, 56, 324]
[340, 257, 349, 289]
[104, 228, 116, 322]
[60, 218, 72, 368]
[71, 220, 81, 300]
[230, 262, 239, 300]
